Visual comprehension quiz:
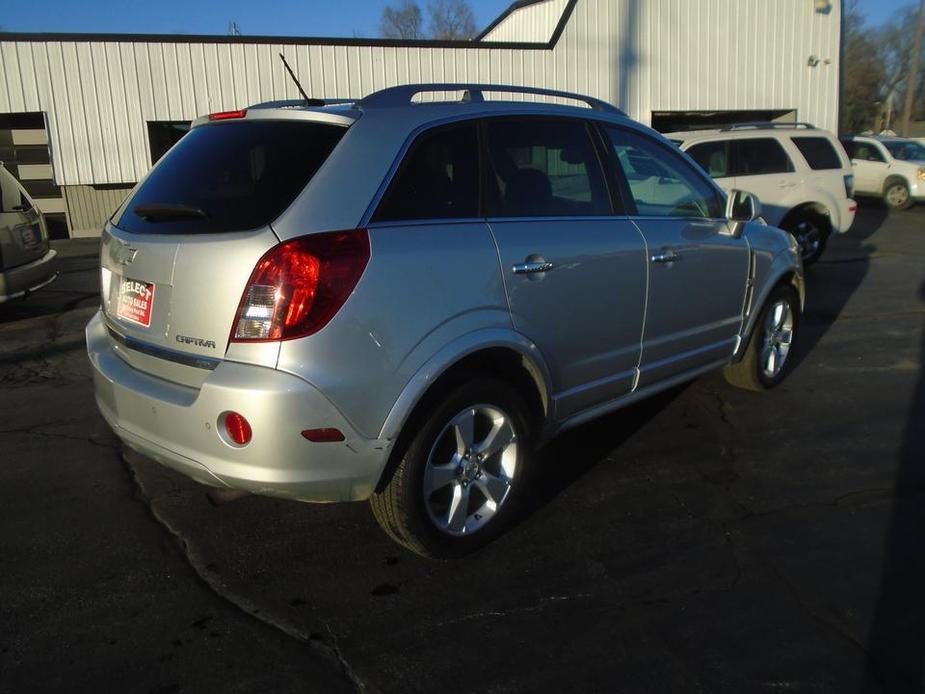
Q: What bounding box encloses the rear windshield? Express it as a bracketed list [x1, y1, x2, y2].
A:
[113, 121, 345, 234]
[791, 137, 844, 170]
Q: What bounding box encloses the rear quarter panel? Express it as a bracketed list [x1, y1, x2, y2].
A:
[275, 221, 512, 439]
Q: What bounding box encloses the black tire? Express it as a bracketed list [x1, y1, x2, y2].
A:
[370, 378, 533, 559]
[884, 179, 913, 210]
[781, 211, 829, 267]
[724, 285, 801, 392]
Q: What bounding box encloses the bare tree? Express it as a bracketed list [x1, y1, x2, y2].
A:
[428, 0, 477, 40]
[381, 0, 424, 40]
[841, 0, 887, 132]
[901, 0, 925, 134]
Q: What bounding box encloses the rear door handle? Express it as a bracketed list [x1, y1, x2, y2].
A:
[513, 261, 555, 274]
[650, 250, 681, 264]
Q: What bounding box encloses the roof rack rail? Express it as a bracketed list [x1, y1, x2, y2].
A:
[249, 98, 357, 110]
[358, 83, 624, 114]
[722, 121, 816, 131]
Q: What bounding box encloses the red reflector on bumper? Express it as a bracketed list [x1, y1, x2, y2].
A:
[301, 428, 346, 443]
[224, 412, 252, 445]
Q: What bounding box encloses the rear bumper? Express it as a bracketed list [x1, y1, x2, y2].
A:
[86, 310, 390, 502]
[833, 199, 856, 235]
[0, 249, 58, 302]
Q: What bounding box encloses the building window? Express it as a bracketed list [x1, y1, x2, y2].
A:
[147, 121, 191, 165]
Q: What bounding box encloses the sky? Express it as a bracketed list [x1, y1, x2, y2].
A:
[0, 0, 512, 37]
[857, 0, 920, 26]
[0, 0, 917, 38]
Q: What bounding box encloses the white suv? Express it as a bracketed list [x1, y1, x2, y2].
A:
[840, 135, 925, 210]
[668, 123, 856, 265]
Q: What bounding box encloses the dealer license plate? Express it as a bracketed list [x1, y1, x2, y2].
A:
[18, 226, 40, 251]
[116, 277, 156, 328]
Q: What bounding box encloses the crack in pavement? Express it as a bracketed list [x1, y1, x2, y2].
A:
[120, 448, 373, 694]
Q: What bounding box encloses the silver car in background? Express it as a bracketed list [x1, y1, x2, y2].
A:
[87, 84, 803, 558]
[0, 162, 57, 303]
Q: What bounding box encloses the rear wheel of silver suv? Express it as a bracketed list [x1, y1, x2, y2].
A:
[370, 379, 532, 558]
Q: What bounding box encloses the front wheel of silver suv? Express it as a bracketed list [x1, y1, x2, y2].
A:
[370, 379, 532, 559]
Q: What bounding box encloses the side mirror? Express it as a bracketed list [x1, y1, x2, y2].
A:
[726, 189, 761, 238]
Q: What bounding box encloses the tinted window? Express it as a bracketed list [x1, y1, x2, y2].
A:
[882, 140, 925, 161]
[114, 121, 345, 235]
[484, 118, 611, 217]
[851, 142, 886, 162]
[605, 127, 723, 218]
[841, 139, 856, 158]
[734, 138, 794, 176]
[686, 140, 732, 178]
[373, 123, 479, 222]
[791, 137, 843, 170]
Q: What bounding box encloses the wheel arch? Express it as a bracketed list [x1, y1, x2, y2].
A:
[734, 261, 803, 362]
[882, 174, 910, 195]
[375, 334, 552, 491]
[778, 201, 833, 233]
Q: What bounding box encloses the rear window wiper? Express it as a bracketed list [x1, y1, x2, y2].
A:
[133, 203, 208, 221]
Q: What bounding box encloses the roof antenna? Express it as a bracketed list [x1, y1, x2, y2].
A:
[278, 53, 323, 106]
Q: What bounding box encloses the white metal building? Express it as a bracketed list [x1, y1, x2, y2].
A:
[0, 0, 842, 237]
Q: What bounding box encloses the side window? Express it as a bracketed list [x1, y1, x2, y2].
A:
[791, 137, 843, 170]
[604, 127, 723, 219]
[733, 138, 795, 176]
[373, 122, 479, 222]
[686, 140, 732, 178]
[483, 118, 611, 217]
[841, 140, 856, 159]
[853, 143, 886, 163]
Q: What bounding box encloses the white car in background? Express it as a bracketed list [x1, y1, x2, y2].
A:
[668, 123, 856, 265]
[840, 135, 925, 210]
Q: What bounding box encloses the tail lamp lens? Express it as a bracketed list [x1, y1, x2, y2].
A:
[844, 174, 855, 198]
[224, 412, 252, 445]
[232, 230, 370, 342]
[209, 109, 248, 120]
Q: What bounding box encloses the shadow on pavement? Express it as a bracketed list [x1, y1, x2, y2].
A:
[523, 386, 684, 516]
[860, 278, 925, 693]
[786, 202, 887, 375]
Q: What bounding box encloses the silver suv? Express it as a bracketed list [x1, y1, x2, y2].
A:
[88, 84, 803, 558]
[1, 162, 57, 303]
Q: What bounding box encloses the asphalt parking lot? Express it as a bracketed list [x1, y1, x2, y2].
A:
[1, 204, 923, 694]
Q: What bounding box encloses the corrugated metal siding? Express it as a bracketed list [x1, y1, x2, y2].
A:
[63, 184, 132, 236]
[0, 0, 841, 188]
[482, 0, 571, 43]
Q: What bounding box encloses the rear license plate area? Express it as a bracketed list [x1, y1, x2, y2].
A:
[116, 277, 156, 328]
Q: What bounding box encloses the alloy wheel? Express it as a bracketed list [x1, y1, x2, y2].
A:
[760, 299, 794, 380]
[793, 220, 821, 261]
[422, 404, 519, 536]
[886, 184, 909, 208]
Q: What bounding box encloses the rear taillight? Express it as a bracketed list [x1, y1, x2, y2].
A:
[232, 230, 370, 342]
[844, 174, 855, 198]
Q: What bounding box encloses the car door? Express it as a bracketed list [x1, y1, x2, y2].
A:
[728, 137, 797, 227]
[483, 117, 648, 419]
[848, 140, 889, 194]
[601, 125, 749, 388]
